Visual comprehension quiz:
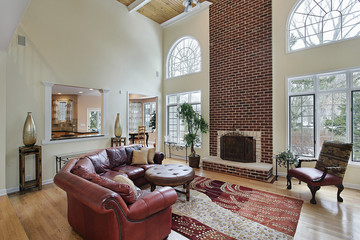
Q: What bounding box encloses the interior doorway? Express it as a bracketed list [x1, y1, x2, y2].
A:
[128, 93, 158, 148]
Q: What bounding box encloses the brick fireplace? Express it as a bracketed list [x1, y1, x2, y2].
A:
[205, 1, 273, 181]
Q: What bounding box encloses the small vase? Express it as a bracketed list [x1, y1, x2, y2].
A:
[114, 113, 122, 138]
[23, 112, 36, 146]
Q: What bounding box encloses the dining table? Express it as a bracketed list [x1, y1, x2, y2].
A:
[128, 132, 149, 146]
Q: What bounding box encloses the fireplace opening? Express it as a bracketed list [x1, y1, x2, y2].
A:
[220, 134, 256, 163]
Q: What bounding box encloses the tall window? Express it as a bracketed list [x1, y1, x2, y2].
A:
[288, 68, 360, 162]
[167, 37, 201, 79]
[129, 102, 142, 132]
[144, 102, 156, 131]
[87, 108, 101, 132]
[166, 91, 201, 145]
[288, 0, 360, 51]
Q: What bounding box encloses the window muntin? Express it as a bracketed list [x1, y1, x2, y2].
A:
[288, 0, 360, 51]
[167, 37, 201, 78]
[166, 91, 201, 145]
[129, 102, 142, 132]
[144, 102, 156, 131]
[288, 68, 360, 162]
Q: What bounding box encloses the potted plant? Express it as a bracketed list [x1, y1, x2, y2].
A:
[178, 103, 208, 168]
[275, 149, 299, 168]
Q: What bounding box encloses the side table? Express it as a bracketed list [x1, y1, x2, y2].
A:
[111, 137, 126, 147]
[19, 145, 42, 192]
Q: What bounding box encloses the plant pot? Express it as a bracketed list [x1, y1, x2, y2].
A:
[188, 155, 200, 168]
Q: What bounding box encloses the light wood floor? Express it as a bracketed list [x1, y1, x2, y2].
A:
[3, 158, 360, 240]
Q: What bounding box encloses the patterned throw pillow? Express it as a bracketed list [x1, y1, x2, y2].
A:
[113, 175, 138, 200]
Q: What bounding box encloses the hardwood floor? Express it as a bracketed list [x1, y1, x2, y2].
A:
[4, 158, 360, 240]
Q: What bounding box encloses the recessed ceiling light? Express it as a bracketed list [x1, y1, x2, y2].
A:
[57, 93, 62, 95]
[79, 91, 83, 94]
[89, 88, 93, 90]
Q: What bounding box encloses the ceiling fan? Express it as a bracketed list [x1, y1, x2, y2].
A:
[183, 0, 199, 12]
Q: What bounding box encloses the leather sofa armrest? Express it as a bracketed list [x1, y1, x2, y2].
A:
[153, 152, 165, 164]
[127, 187, 177, 220]
[54, 171, 128, 215]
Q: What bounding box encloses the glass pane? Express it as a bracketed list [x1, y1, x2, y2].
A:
[179, 94, 189, 104]
[353, 72, 360, 87]
[353, 91, 360, 161]
[319, 73, 346, 90]
[190, 92, 201, 103]
[168, 95, 177, 104]
[290, 95, 315, 157]
[289, 77, 314, 93]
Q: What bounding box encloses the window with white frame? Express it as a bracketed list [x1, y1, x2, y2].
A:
[288, 68, 360, 162]
[166, 91, 201, 145]
[87, 108, 101, 132]
[288, 0, 360, 52]
[129, 102, 142, 132]
[144, 102, 156, 131]
[167, 37, 201, 79]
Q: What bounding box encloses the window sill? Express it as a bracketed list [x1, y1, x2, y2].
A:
[42, 135, 108, 145]
[348, 162, 360, 168]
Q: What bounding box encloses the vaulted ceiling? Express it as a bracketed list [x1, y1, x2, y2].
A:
[117, 0, 217, 25]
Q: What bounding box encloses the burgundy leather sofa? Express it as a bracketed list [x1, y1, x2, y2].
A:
[54, 144, 178, 240]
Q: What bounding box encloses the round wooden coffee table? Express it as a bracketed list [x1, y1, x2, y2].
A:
[145, 164, 195, 201]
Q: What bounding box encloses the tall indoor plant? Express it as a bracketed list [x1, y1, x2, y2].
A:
[178, 103, 208, 168]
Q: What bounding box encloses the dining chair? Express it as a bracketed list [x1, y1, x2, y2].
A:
[135, 125, 146, 146]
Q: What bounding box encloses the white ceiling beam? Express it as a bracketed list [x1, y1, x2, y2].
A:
[128, 0, 151, 14]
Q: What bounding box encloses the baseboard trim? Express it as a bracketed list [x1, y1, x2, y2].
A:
[344, 182, 360, 190]
[0, 188, 6, 196]
[6, 178, 54, 194]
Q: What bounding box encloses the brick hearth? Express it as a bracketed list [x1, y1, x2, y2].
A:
[202, 157, 273, 181]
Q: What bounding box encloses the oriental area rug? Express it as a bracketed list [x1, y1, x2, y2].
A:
[171, 176, 303, 240]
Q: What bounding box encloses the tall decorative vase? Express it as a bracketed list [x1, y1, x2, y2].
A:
[23, 112, 36, 146]
[114, 113, 122, 138]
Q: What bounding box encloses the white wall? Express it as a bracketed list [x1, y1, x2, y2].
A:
[5, 0, 162, 190]
[0, 50, 6, 195]
[273, 0, 360, 187]
[162, 8, 210, 158]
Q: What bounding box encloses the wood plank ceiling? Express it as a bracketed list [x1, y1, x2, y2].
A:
[117, 0, 215, 24]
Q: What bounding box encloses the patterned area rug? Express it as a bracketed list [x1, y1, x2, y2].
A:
[171, 176, 303, 240]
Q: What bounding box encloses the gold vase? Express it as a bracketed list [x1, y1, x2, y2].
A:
[23, 112, 36, 146]
[114, 113, 122, 138]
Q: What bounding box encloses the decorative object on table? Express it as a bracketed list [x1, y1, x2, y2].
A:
[149, 111, 156, 132]
[114, 113, 122, 138]
[23, 112, 37, 146]
[178, 103, 208, 168]
[171, 175, 303, 239]
[274, 148, 298, 181]
[287, 141, 352, 204]
[183, 0, 199, 12]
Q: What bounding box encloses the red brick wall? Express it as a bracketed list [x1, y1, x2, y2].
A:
[209, 0, 273, 164]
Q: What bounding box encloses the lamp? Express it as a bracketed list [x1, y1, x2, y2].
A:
[183, 0, 199, 12]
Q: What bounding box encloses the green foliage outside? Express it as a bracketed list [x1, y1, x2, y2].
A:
[178, 103, 208, 157]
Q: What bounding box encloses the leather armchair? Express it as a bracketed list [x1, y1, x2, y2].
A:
[287, 141, 352, 204]
[54, 157, 177, 240]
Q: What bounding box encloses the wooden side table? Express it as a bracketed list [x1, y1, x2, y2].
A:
[19, 145, 42, 192]
[111, 137, 126, 147]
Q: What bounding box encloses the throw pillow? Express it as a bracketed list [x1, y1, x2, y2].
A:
[141, 147, 155, 164]
[131, 148, 149, 165]
[113, 175, 138, 200]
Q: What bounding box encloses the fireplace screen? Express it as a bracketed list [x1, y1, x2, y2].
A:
[220, 134, 256, 163]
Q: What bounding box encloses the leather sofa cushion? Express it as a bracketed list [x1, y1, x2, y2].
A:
[72, 168, 136, 204]
[136, 164, 157, 171]
[87, 150, 111, 174]
[72, 158, 96, 175]
[106, 147, 127, 168]
[114, 165, 145, 180]
[288, 167, 343, 186]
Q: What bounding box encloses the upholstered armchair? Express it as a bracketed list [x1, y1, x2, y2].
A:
[287, 141, 353, 204]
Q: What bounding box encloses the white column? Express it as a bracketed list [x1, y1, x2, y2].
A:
[42, 81, 54, 143]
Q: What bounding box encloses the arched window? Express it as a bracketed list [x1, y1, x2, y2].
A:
[167, 37, 201, 79]
[288, 0, 360, 51]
